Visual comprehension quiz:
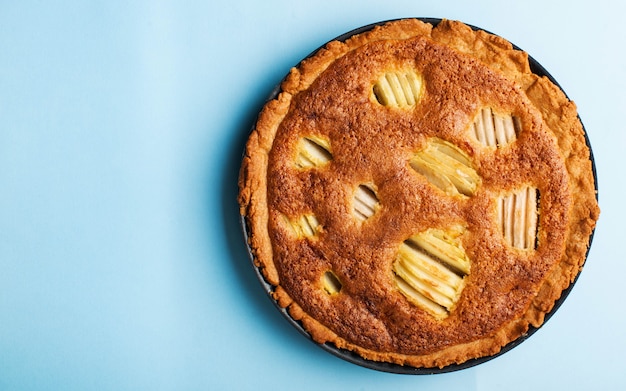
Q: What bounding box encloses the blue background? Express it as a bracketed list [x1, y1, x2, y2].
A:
[1, 1, 624, 390]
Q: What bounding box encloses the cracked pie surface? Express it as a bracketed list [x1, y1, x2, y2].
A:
[238, 19, 599, 369]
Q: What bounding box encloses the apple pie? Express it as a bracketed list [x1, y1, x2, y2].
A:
[238, 18, 599, 369]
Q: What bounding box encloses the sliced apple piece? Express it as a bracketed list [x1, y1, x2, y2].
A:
[322, 271, 342, 295]
[295, 136, 332, 169]
[410, 229, 471, 275]
[353, 184, 380, 221]
[472, 107, 520, 147]
[430, 138, 473, 167]
[373, 69, 423, 108]
[503, 192, 515, 246]
[283, 213, 320, 239]
[410, 138, 480, 197]
[394, 259, 454, 310]
[513, 188, 527, 249]
[393, 226, 470, 319]
[397, 243, 463, 295]
[409, 154, 459, 195]
[481, 107, 497, 147]
[473, 108, 487, 145]
[525, 187, 538, 249]
[493, 112, 507, 146]
[497, 187, 538, 250]
[395, 277, 448, 319]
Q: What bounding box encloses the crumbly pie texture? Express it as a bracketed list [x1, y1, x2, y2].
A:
[238, 19, 599, 369]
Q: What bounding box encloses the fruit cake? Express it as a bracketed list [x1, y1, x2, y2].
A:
[238, 18, 600, 369]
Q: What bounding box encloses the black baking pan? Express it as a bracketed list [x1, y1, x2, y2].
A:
[239, 17, 598, 374]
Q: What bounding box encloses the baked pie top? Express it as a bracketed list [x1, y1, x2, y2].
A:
[238, 19, 599, 369]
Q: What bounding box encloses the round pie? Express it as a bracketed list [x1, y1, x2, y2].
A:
[238, 18, 600, 369]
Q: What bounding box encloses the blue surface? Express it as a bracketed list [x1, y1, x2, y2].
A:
[1, 1, 624, 390]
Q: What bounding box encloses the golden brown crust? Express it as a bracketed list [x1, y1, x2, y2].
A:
[238, 18, 599, 368]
